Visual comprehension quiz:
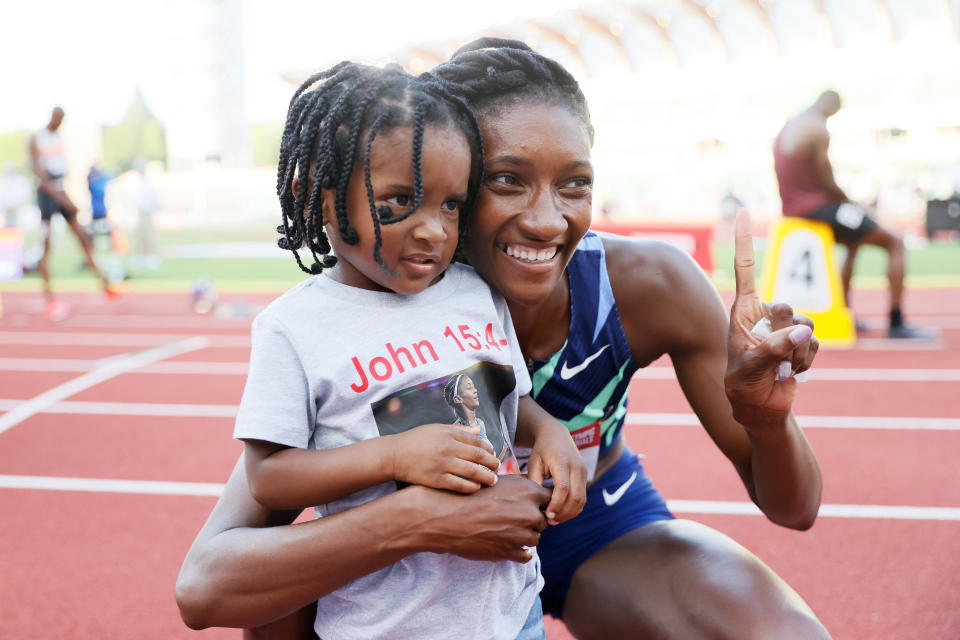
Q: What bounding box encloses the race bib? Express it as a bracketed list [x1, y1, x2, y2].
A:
[836, 203, 865, 229]
[570, 421, 601, 482]
[514, 420, 601, 482]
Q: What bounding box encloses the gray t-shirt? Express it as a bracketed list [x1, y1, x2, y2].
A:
[234, 263, 540, 640]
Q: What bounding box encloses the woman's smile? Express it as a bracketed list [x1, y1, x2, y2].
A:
[498, 243, 560, 264]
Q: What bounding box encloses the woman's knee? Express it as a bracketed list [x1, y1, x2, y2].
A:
[565, 520, 830, 639]
[662, 521, 830, 639]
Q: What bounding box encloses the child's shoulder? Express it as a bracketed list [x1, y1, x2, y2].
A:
[446, 262, 488, 291]
[253, 276, 326, 328]
[447, 262, 505, 306]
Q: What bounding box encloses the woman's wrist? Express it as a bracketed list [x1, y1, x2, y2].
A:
[378, 486, 437, 555]
[733, 406, 792, 440]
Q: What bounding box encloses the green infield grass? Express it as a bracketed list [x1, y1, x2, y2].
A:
[2, 223, 958, 295]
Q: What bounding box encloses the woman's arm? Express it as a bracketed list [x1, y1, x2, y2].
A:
[176, 453, 551, 630]
[606, 222, 822, 530]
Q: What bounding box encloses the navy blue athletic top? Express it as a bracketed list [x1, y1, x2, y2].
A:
[527, 232, 638, 476]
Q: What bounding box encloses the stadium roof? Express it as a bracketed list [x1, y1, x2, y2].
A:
[284, 0, 960, 83]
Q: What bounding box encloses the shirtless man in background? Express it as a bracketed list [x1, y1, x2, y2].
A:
[773, 90, 934, 339]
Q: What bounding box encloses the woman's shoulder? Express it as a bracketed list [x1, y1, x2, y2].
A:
[597, 232, 725, 353]
[597, 232, 707, 301]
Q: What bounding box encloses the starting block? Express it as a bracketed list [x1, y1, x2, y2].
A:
[761, 217, 855, 348]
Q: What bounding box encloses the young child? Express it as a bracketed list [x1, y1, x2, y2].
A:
[233, 62, 585, 640]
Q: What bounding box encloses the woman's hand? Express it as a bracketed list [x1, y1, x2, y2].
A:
[390, 424, 500, 493]
[405, 475, 552, 562]
[521, 398, 587, 525]
[725, 211, 819, 432]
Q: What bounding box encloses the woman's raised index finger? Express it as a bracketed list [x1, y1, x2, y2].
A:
[734, 210, 757, 297]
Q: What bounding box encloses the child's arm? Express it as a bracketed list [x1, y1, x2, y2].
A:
[515, 395, 588, 525]
[243, 424, 502, 511]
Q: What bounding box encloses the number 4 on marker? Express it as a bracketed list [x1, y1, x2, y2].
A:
[790, 249, 814, 287]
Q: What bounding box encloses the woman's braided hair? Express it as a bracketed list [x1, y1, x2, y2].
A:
[424, 37, 594, 144]
[276, 62, 483, 274]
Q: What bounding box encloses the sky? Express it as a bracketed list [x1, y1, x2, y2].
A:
[0, 0, 583, 132]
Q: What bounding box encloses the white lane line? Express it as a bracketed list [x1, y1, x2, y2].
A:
[0, 332, 249, 347]
[855, 315, 960, 329]
[0, 358, 248, 375]
[668, 500, 960, 521]
[625, 413, 960, 430]
[855, 338, 945, 350]
[633, 368, 960, 381]
[63, 315, 253, 329]
[802, 368, 960, 381]
[0, 475, 223, 496]
[0, 399, 237, 417]
[0, 337, 209, 436]
[5, 358, 957, 381]
[2, 474, 957, 520]
[1, 401, 957, 429]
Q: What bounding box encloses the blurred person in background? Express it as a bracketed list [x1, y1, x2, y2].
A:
[87, 165, 126, 283]
[773, 91, 934, 339]
[29, 106, 119, 318]
[717, 188, 747, 244]
[0, 163, 32, 228]
[133, 159, 160, 269]
[86, 164, 111, 232]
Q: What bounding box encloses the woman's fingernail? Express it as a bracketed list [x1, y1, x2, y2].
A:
[789, 325, 813, 345]
[777, 360, 793, 381]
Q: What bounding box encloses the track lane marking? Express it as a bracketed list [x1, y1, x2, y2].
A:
[61, 315, 253, 329]
[0, 358, 248, 374]
[0, 399, 237, 417]
[5, 359, 959, 381]
[667, 500, 960, 521]
[0, 475, 223, 496]
[0, 332, 249, 347]
[0, 337, 209, 436]
[2, 401, 958, 429]
[624, 413, 960, 430]
[2, 474, 958, 520]
[632, 367, 960, 381]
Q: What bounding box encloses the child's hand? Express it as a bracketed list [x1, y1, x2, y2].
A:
[391, 424, 500, 493]
[526, 425, 587, 525]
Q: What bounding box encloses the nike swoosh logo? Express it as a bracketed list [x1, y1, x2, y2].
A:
[602, 471, 637, 507]
[559, 345, 610, 380]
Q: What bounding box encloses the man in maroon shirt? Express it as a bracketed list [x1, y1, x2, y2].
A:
[773, 90, 933, 339]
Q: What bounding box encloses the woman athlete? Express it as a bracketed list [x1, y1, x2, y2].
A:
[177, 38, 830, 640]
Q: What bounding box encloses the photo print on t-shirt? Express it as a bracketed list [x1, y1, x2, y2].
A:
[370, 361, 521, 476]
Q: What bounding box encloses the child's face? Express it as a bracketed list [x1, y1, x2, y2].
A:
[323, 123, 471, 294]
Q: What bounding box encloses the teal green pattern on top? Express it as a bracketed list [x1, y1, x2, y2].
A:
[525, 232, 640, 459]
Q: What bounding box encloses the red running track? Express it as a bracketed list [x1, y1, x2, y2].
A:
[0, 290, 958, 639]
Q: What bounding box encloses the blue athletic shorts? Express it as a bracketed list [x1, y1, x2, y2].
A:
[537, 448, 674, 619]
